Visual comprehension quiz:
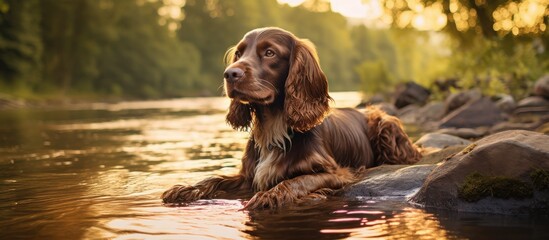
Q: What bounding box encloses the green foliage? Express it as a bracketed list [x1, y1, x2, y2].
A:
[0, 0, 42, 93]
[179, 0, 359, 92]
[458, 173, 533, 202]
[443, 37, 548, 99]
[0, 0, 8, 15]
[1, 0, 201, 99]
[355, 60, 394, 94]
[0, 0, 546, 100]
[281, 6, 357, 91]
[352, 27, 450, 94]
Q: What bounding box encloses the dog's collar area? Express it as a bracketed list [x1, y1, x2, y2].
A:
[267, 128, 295, 152]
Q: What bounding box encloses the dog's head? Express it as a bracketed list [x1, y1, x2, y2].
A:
[224, 27, 331, 132]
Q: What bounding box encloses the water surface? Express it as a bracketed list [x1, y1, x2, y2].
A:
[1, 92, 548, 239]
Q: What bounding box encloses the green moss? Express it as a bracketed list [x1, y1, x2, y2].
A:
[530, 169, 549, 191]
[458, 173, 533, 202]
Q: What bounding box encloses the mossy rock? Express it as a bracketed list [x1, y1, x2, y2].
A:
[409, 130, 549, 214]
[458, 173, 533, 202]
[531, 169, 549, 191]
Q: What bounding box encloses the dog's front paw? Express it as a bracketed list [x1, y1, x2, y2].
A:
[162, 185, 203, 204]
[243, 188, 296, 210]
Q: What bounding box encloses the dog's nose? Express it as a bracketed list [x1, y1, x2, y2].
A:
[224, 68, 244, 83]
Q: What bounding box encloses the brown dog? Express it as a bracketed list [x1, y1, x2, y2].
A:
[162, 27, 421, 209]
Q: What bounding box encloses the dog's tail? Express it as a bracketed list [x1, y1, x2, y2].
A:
[364, 106, 422, 165]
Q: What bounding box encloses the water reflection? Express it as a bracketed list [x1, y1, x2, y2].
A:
[244, 199, 458, 239]
[2, 94, 549, 239]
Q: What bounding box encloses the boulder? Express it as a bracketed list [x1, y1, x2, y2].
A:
[444, 89, 482, 114]
[420, 101, 447, 122]
[345, 165, 436, 198]
[345, 146, 465, 198]
[409, 130, 549, 214]
[439, 97, 505, 129]
[514, 96, 549, 115]
[416, 145, 468, 165]
[397, 104, 421, 124]
[435, 127, 488, 139]
[399, 102, 446, 125]
[433, 77, 460, 92]
[393, 82, 430, 109]
[356, 94, 386, 108]
[494, 94, 516, 113]
[372, 102, 398, 116]
[534, 74, 549, 99]
[538, 122, 549, 134]
[490, 116, 549, 134]
[415, 133, 471, 149]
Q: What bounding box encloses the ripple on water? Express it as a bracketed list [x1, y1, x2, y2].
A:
[2, 95, 549, 239]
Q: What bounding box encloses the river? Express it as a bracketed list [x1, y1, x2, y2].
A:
[1, 92, 548, 239]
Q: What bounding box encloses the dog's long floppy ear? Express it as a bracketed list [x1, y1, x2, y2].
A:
[284, 38, 331, 132]
[224, 46, 253, 131]
[226, 101, 253, 131]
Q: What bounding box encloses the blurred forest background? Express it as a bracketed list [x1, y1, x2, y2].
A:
[0, 0, 547, 101]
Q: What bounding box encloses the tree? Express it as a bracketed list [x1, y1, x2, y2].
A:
[379, 0, 548, 98]
[94, 0, 200, 98]
[381, 0, 547, 41]
[0, 0, 41, 94]
[280, 4, 358, 91]
[356, 60, 395, 94]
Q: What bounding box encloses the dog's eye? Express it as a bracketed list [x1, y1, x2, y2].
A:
[264, 49, 275, 57]
[234, 51, 241, 59]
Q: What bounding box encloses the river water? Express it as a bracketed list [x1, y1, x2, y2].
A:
[1, 92, 548, 239]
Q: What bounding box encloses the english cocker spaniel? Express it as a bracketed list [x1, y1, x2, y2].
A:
[162, 27, 421, 209]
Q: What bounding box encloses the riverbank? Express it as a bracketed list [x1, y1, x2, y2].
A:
[348, 74, 549, 214]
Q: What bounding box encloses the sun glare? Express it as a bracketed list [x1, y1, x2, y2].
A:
[277, 0, 307, 7]
[331, 0, 383, 19]
[278, 0, 384, 19]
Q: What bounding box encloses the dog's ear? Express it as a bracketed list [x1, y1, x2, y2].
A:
[226, 100, 252, 131]
[224, 46, 253, 131]
[284, 38, 331, 132]
[223, 46, 236, 65]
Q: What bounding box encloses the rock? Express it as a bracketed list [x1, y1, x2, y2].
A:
[398, 101, 446, 125]
[345, 164, 436, 198]
[416, 145, 468, 165]
[356, 94, 386, 108]
[432, 77, 460, 92]
[439, 97, 505, 129]
[397, 104, 421, 124]
[493, 94, 516, 113]
[534, 74, 549, 99]
[517, 96, 549, 108]
[444, 89, 482, 114]
[490, 116, 549, 134]
[409, 130, 549, 214]
[537, 122, 549, 134]
[393, 82, 430, 109]
[421, 101, 447, 121]
[435, 127, 488, 139]
[345, 146, 465, 198]
[514, 96, 549, 115]
[372, 102, 398, 116]
[415, 133, 471, 149]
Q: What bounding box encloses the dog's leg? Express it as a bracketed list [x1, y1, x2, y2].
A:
[243, 167, 356, 209]
[162, 175, 250, 204]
